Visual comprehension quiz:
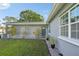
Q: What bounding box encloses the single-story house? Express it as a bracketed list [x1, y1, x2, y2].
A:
[47, 3, 79, 56]
[4, 22, 47, 39]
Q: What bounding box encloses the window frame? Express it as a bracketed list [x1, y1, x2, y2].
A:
[60, 4, 79, 39]
[60, 11, 69, 37]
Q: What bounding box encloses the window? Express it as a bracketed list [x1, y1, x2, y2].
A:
[70, 5, 79, 22]
[41, 28, 46, 38]
[70, 5, 79, 39]
[61, 13, 68, 25]
[60, 13, 68, 37]
[48, 25, 51, 33]
[60, 4, 79, 39]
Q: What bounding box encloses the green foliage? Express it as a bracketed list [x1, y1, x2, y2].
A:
[3, 16, 17, 22]
[3, 10, 44, 22]
[18, 10, 44, 22]
[10, 26, 16, 36]
[7, 26, 16, 36]
[49, 36, 56, 45]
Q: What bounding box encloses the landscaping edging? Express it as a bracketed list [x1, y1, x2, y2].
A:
[44, 40, 51, 56]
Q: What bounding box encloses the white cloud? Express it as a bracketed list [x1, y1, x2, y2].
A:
[0, 3, 10, 10]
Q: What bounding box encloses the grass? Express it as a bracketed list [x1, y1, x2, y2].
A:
[0, 39, 49, 56]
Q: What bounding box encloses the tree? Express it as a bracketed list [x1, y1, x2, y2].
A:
[10, 26, 16, 36]
[7, 26, 16, 36]
[3, 16, 17, 38]
[3, 16, 17, 22]
[18, 10, 44, 22]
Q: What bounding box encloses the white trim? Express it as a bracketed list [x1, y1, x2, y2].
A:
[59, 11, 68, 18]
[68, 10, 71, 39]
[59, 4, 78, 20]
[60, 12, 68, 37]
[58, 36, 79, 47]
[61, 24, 68, 27]
[71, 21, 79, 25]
[4, 22, 47, 26]
[59, 17, 61, 36]
[60, 4, 79, 39]
[47, 3, 65, 23]
[70, 4, 79, 39]
[69, 3, 79, 11]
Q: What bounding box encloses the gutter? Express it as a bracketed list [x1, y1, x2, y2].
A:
[47, 3, 74, 24]
[3, 22, 47, 26]
[47, 3, 65, 23]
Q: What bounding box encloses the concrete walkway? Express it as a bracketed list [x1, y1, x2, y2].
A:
[45, 40, 59, 56]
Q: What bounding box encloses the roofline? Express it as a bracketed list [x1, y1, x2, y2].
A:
[47, 3, 75, 23]
[46, 3, 65, 23]
[3, 22, 47, 26]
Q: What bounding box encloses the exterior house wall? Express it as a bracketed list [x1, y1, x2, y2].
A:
[48, 16, 60, 37]
[57, 38, 79, 56]
[48, 4, 79, 55]
[48, 16, 60, 49]
[9, 25, 44, 39]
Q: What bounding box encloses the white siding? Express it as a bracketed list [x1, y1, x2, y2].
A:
[48, 16, 60, 49]
[48, 18, 79, 55]
[9, 26, 42, 39]
[57, 38, 79, 56]
[48, 4, 79, 55]
[49, 17, 60, 37]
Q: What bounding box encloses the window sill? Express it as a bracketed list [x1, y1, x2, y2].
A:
[58, 36, 79, 47]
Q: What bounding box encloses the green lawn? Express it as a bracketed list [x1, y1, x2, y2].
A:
[0, 39, 49, 56]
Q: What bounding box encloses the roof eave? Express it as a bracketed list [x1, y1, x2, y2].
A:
[3, 22, 47, 26]
[47, 3, 65, 23]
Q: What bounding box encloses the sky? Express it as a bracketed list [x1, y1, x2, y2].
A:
[0, 3, 52, 24]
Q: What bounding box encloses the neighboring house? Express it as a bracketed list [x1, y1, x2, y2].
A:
[47, 3, 79, 56]
[4, 22, 47, 39]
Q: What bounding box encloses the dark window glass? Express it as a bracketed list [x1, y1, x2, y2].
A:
[70, 5, 79, 22]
